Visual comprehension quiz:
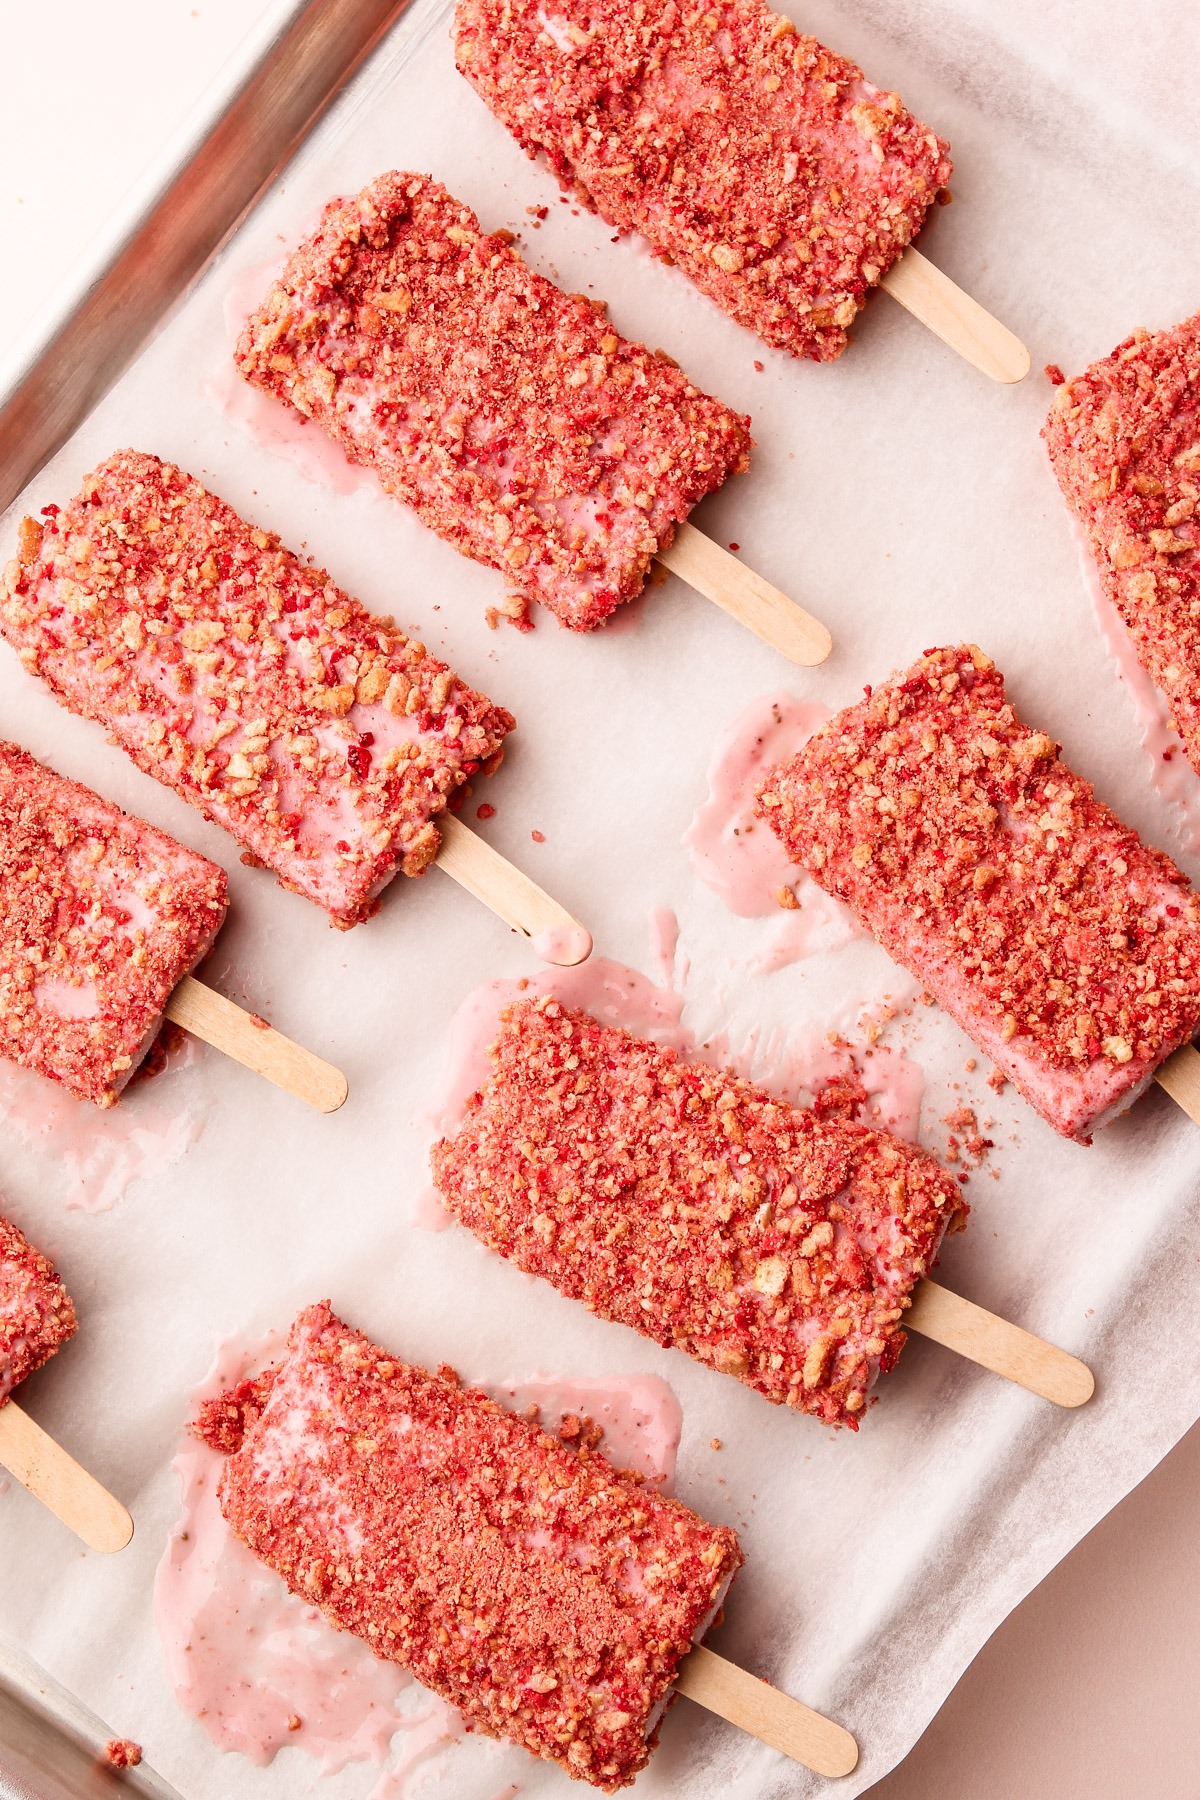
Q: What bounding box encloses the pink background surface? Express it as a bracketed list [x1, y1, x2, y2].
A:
[865, 1417, 1200, 1798]
[5, 7, 1197, 1797]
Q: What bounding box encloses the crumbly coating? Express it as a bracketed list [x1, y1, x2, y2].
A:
[0, 1210, 77, 1403]
[758, 645, 1200, 1141]
[431, 999, 964, 1427]
[102, 1740, 143, 1770]
[235, 173, 750, 630]
[200, 1302, 741, 1792]
[1044, 312, 1200, 776]
[0, 742, 228, 1107]
[0, 451, 514, 928]
[454, 0, 951, 362]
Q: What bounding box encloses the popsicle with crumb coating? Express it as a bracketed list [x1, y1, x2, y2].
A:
[198, 1301, 742, 1792]
[431, 998, 966, 1426]
[0, 1212, 76, 1403]
[0, 741, 228, 1107]
[235, 173, 750, 632]
[1045, 311, 1200, 775]
[0, 450, 514, 928]
[454, 0, 952, 362]
[757, 644, 1200, 1140]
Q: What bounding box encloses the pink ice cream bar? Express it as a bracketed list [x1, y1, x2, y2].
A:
[198, 1301, 741, 1793]
[0, 1212, 76, 1403]
[1044, 311, 1200, 776]
[454, 0, 952, 364]
[431, 998, 965, 1427]
[1, 451, 515, 928]
[234, 173, 750, 632]
[0, 742, 228, 1108]
[758, 645, 1200, 1141]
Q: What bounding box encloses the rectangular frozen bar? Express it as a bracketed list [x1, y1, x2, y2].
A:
[199, 1302, 742, 1792]
[0, 742, 228, 1107]
[0, 451, 515, 928]
[454, 0, 952, 364]
[235, 173, 751, 631]
[0, 1212, 76, 1404]
[758, 644, 1200, 1141]
[1045, 311, 1200, 774]
[431, 999, 965, 1426]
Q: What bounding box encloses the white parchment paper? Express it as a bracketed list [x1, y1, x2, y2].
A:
[3, 1, 1200, 1795]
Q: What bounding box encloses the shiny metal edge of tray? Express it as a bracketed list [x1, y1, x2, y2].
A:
[0, 0, 413, 516]
[0, 0, 414, 1787]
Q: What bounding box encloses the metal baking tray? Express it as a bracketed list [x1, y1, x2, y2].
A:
[0, 0, 411, 515]
[0, 1634, 181, 1798]
[0, 0, 413, 1779]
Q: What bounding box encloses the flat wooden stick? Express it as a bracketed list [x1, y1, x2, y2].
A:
[435, 815, 592, 965]
[164, 976, 348, 1113]
[880, 249, 1030, 385]
[656, 524, 833, 667]
[907, 1280, 1094, 1407]
[0, 1403, 132, 1552]
[1154, 1043, 1200, 1126]
[674, 1644, 858, 1778]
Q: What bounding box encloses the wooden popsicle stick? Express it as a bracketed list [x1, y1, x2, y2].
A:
[0, 1402, 133, 1552]
[435, 815, 592, 965]
[907, 1280, 1094, 1408]
[674, 1643, 858, 1778]
[880, 249, 1031, 385]
[656, 524, 833, 667]
[1154, 1042, 1200, 1126]
[165, 975, 348, 1113]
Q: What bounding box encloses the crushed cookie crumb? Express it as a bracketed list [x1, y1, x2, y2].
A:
[102, 1740, 142, 1769]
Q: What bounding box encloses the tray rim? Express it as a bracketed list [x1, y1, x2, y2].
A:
[0, 0, 414, 518]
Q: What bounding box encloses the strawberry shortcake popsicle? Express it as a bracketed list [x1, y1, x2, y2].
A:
[758, 644, 1200, 1140]
[0, 742, 228, 1107]
[454, 0, 952, 362]
[235, 174, 751, 632]
[199, 1301, 743, 1792]
[0, 451, 514, 928]
[431, 998, 966, 1426]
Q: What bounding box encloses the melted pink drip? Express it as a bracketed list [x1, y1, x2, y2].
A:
[495, 1372, 681, 1490]
[0, 1046, 202, 1212]
[769, 1028, 925, 1140]
[648, 907, 680, 986]
[1080, 536, 1200, 855]
[685, 692, 829, 917]
[209, 234, 382, 499]
[422, 956, 686, 1152]
[154, 1336, 461, 1782]
[531, 922, 593, 966]
[685, 692, 863, 967]
[362, 1711, 467, 1800]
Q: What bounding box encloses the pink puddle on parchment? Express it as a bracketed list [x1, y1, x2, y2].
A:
[685, 692, 863, 970]
[418, 939, 927, 1234]
[0, 1043, 204, 1213]
[209, 239, 383, 500]
[155, 1335, 681, 1794]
